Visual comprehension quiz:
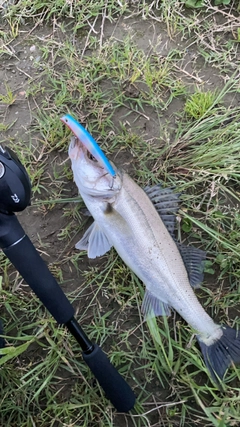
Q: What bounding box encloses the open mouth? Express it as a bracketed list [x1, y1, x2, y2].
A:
[87, 150, 97, 162]
[70, 136, 83, 151]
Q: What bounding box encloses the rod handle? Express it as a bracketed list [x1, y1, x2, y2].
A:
[0, 213, 74, 325]
[83, 343, 136, 412]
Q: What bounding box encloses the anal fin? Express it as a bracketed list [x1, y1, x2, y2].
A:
[142, 290, 171, 320]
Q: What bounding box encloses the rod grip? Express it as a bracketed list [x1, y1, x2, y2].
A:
[3, 234, 74, 325]
[83, 344, 136, 412]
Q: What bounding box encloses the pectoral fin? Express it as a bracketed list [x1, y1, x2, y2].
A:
[142, 290, 171, 320]
[75, 221, 112, 258]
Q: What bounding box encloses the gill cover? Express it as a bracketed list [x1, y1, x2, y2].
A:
[60, 114, 116, 177]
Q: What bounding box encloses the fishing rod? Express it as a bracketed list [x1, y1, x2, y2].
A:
[0, 145, 135, 412]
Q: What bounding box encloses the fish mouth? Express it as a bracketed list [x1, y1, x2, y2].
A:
[69, 136, 97, 163]
[70, 136, 81, 149]
[71, 137, 95, 158]
[68, 136, 85, 161]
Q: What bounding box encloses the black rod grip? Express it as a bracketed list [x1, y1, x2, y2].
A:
[83, 344, 136, 412]
[66, 317, 93, 353]
[3, 234, 74, 324]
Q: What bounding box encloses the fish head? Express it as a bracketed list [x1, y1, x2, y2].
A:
[69, 136, 122, 198]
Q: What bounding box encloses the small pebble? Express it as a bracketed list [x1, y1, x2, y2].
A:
[30, 45, 36, 52]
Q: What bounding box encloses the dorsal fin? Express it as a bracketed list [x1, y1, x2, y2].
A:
[144, 184, 180, 237]
[176, 243, 206, 288]
[145, 183, 206, 288]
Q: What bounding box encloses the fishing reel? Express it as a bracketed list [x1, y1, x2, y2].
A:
[0, 145, 31, 214]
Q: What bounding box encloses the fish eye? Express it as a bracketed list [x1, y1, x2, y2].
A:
[87, 150, 97, 162]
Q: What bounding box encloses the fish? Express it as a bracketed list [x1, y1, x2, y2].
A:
[67, 134, 240, 386]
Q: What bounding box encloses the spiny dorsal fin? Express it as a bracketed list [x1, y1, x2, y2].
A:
[145, 183, 206, 288]
[144, 184, 180, 237]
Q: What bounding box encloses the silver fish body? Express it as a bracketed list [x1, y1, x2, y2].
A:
[69, 136, 240, 384]
[86, 172, 219, 337]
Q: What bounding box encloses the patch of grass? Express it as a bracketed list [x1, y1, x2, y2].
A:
[4, 0, 130, 24]
[184, 0, 231, 7]
[0, 84, 16, 105]
[184, 89, 219, 119]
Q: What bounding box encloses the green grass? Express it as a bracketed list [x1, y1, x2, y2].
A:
[0, 1, 240, 426]
[184, 89, 220, 119]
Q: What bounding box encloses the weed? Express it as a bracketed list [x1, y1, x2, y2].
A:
[184, 89, 219, 119]
[0, 84, 16, 105]
[184, 0, 231, 7]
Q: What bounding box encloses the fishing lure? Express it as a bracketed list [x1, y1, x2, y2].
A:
[61, 114, 116, 177]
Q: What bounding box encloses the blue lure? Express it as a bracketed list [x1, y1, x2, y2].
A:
[60, 114, 116, 177]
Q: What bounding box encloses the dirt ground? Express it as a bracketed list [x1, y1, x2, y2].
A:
[0, 14, 226, 238]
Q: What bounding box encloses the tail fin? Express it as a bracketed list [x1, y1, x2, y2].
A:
[197, 326, 240, 384]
